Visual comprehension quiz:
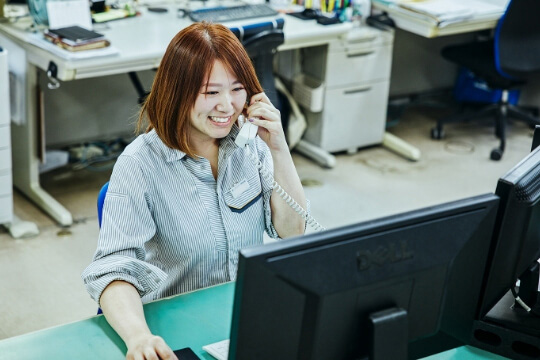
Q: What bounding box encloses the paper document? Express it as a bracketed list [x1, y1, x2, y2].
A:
[388, 0, 505, 26]
[46, 0, 93, 30]
[399, 0, 474, 23]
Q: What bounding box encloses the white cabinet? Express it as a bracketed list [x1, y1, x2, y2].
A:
[300, 27, 394, 154]
[0, 47, 13, 224]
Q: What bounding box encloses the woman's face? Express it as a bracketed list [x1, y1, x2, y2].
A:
[190, 60, 247, 144]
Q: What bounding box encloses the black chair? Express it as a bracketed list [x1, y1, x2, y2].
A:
[431, 0, 540, 160]
[230, 19, 285, 111]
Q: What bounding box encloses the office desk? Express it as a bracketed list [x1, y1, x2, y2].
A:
[0, 282, 508, 359]
[0, 9, 352, 226]
[371, 0, 504, 38]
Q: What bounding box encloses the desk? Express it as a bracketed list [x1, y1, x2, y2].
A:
[0, 8, 353, 226]
[0, 282, 508, 359]
[372, 0, 504, 38]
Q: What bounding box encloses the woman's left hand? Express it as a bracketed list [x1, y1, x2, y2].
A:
[246, 93, 288, 152]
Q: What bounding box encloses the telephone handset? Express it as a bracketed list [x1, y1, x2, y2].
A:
[235, 115, 325, 231]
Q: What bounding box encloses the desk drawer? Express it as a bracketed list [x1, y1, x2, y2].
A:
[0, 194, 13, 223]
[305, 80, 390, 152]
[0, 123, 11, 171]
[0, 147, 11, 171]
[325, 44, 392, 88]
[0, 171, 12, 196]
[0, 125, 10, 148]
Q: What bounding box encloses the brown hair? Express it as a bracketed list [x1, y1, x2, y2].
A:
[137, 22, 263, 158]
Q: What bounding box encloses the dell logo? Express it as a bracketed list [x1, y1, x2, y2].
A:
[357, 240, 414, 271]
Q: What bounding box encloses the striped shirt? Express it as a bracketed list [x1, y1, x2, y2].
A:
[81, 125, 280, 305]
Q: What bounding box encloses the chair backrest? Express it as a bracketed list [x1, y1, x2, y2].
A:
[230, 19, 285, 109]
[495, 0, 540, 78]
[97, 182, 109, 228]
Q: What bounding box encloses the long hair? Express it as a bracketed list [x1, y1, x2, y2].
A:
[138, 22, 263, 158]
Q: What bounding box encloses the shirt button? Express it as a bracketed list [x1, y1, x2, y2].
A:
[146, 269, 152, 274]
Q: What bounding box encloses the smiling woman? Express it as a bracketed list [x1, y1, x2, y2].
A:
[138, 23, 262, 159]
[81, 22, 307, 360]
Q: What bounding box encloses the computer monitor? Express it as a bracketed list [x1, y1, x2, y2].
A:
[229, 194, 499, 360]
[470, 131, 540, 356]
[480, 144, 540, 317]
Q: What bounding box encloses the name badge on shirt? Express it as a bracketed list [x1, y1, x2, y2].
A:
[231, 179, 250, 199]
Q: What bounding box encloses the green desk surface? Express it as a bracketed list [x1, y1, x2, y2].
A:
[0, 282, 508, 360]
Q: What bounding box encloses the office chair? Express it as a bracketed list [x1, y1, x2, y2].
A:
[431, 0, 540, 160]
[235, 22, 284, 110]
[97, 181, 109, 228]
[96, 182, 109, 315]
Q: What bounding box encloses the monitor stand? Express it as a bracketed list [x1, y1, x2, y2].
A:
[470, 266, 540, 360]
[368, 307, 408, 360]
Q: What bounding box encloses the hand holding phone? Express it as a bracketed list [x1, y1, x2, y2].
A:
[235, 120, 259, 148]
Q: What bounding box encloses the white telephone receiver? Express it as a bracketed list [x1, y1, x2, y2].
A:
[235, 115, 325, 231]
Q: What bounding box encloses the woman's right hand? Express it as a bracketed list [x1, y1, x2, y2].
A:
[126, 333, 178, 360]
[99, 281, 178, 360]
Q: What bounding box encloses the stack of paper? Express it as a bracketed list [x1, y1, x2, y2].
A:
[398, 0, 473, 24]
[388, 0, 506, 26]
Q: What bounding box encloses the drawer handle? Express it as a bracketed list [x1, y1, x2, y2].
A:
[344, 87, 371, 95]
[347, 51, 374, 58]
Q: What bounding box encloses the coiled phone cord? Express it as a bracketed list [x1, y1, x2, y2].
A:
[244, 145, 326, 232]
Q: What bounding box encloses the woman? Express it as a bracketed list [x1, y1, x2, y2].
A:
[82, 22, 307, 359]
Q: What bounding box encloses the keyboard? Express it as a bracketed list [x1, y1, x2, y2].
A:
[188, 4, 278, 23]
[202, 339, 230, 360]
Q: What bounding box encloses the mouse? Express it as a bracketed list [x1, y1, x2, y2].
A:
[301, 8, 321, 19]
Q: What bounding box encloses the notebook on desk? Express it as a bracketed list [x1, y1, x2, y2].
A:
[44, 25, 109, 52]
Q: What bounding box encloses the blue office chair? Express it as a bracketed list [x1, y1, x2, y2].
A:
[96, 182, 109, 315]
[97, 182, 109, 228]
[431, 0, 540, 160]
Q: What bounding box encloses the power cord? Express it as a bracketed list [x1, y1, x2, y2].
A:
[244, 145, 326, 232]
[511, 286, 540, 317]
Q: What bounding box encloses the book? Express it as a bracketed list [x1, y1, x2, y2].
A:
[44, 35, 110, 51]
[45, 26, 105, 45]
[44, 25, 109, 52]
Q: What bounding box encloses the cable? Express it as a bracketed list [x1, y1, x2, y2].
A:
[244, 145, 326, 232]
[510, 286, 540, 317]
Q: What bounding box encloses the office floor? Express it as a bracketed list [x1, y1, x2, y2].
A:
[0, 106, 535, 341]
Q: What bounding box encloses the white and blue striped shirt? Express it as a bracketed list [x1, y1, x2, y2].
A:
[82, 125, 279, 305]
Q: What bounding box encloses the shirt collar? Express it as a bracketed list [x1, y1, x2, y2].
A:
[147, 125, 241, 163]
[146, 129, 187, 163]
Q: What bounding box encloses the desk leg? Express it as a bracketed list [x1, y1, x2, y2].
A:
[294, 140, 336, 168]
[382, 132, 421, 161]
[11, 64, 73, 226]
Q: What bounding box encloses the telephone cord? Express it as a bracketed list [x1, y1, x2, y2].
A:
[245, 146, 326, 232]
